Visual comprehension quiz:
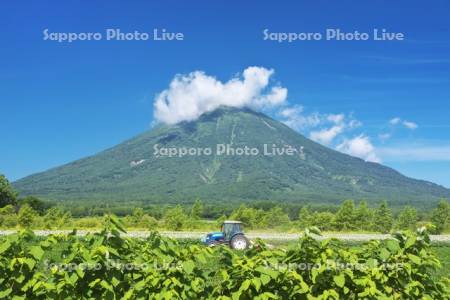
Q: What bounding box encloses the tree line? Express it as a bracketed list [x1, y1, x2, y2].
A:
[1, 174, 449, 233]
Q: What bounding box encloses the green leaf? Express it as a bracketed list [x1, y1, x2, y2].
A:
[260, 274, 271, 285]
[252, 278, 261, 291]
[386, 240, 400, 252]
[89, 278, 101, 288]
[240, 279, 251, 291]
[0, 240, 11, 255]
[196, 253, 207, 264]
[379, 248, 390, 261]
[111, 276, 120, 287]
[221, 270, 229, 281]
[29, 246, 44, 260]
[261, 292, 277, 299]
[133, 280, 146, 291]
[23, 258, 36, 270]
[405, 236, 416, 249]
[232, 291, 242, 300]
[100, 280, 113, 292]
[299, 280, 309, 293]
[68, 272, 78, 285]
[308, 226, 322, 236]
[0, 288, 12, 298]
[366, 258, 378, 268]
[110, 214, 127, 233]
[182, 260, 195, 274]
[75, 267, 85, 278]
[407, 254, 421, 264]
[333, 274, 345, 288]
[256, 266, 279, 279]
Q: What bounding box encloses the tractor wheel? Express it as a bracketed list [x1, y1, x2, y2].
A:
[229, 234, 249, 250]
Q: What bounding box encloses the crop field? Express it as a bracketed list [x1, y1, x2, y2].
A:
[0, 215, 449, 299]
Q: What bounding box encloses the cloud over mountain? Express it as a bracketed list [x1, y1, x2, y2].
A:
[154, 67, 287, 125]
[152, 68, 434, 166]
[337, 135, 381, 163]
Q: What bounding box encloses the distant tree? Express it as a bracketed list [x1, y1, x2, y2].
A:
[229, 204, 260, 228]
[0, 174, 18, 208]
[190, 198, 204, 220]
[164, 205, 188, 231]
[43, 207, 71, 229]
[139, 215, 158, 229]
[395, 206, 418, 230]
[0, 204, 18, 228]
[127, 208, 159, 229]
[18, 196, 49, 215]
[298, 206, 314, 229]
[311, 211, 335, 231]
[334, 200, 356, 231]
[431, 199, 450, 234]
[373, 200, 393, 233]
[262, 207, 290, 228]
[132, 208, 144, 221]
[18, 204, 38, 228]
[354, 201, 373, 231]
[0, 205, 15, 215]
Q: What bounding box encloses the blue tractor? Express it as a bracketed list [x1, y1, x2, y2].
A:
[202, 220, 249, 250]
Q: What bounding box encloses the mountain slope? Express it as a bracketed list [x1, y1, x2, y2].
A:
[13, 107, 450, 205]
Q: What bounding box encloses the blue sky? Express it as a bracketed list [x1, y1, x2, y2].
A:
[1, 0, 450, 187]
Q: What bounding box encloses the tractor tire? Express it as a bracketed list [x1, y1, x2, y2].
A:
[229, 234, 249, 250]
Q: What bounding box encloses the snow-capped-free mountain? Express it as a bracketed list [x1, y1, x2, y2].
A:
[14, 107, 450, 205]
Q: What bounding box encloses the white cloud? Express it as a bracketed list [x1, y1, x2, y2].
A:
[389, 117, 418, 130]
[309, 125, 344, 145]
[278, 105, 321, 131]
[389, 117, 401, 125]
[327, 114, 345, 124]
[348, 119, 362, 129]
[308, 113, 361, 145]
[153, 66, 287, 125]
[402, 120, 418, 130]
[337, 135, 381, 163]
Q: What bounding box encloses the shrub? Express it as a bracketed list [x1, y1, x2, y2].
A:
[17, 204, 38, 228]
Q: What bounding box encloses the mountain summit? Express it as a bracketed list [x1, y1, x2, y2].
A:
[14, 107, 450, 205]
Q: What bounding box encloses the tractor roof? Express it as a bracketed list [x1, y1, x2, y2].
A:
[223, 220, 243, 224]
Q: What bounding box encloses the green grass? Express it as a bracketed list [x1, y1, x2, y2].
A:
[431, 243, 450, 280]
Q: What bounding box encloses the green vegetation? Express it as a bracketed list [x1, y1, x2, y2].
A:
[17, 204, 38, 228]
[12, 107, 450, 206]
[373, 201, 393, 234]
[0, 174, 17, 207]
[431, 200, 450, 234]
[0, 216, 448, 299]
[431, 243, 450, 280]
[1, 197, 449, 234]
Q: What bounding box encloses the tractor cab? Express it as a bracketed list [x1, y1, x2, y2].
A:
[221, 220, 243, 241]
[202, 220, 249, 250]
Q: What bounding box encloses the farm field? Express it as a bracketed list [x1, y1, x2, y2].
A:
[0, 216, 448, 299]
